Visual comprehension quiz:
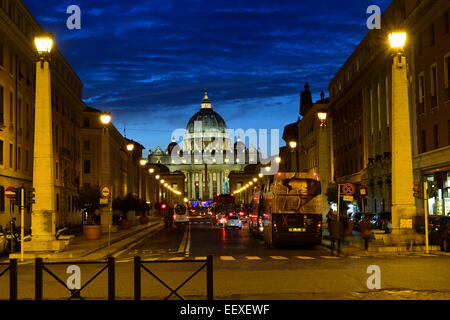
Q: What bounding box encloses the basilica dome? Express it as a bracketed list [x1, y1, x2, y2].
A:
[186, 92, 227, 134]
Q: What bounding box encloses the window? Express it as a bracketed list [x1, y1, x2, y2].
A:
[17, 147, 20, 170]
[25, 149, 29, 171]
[9, 92, 13, 123]
[445, 54, 450, 92]
[9, 52, 13, 74]
[0, 140, 3, 165]
[0, 186, 4, 212]
[430, 24, 435, 46]
[17, 98, 21, 130]
[56, 162, 58, 180]
[421, 130, 426, 153]
[0, 86, 3, 125]
[418, 72, 425, 114]
[0, 43, 3, 67]
[83, 140, 90, 151]
[431, 64, 438, 97]
[434, 125, 439, 149]
[56, 193, 59, 212]
[445, 10, 449, 34]
[83, 118, 90, 128]
[9, 143, 12, 167]
[83, 160, 91, 174]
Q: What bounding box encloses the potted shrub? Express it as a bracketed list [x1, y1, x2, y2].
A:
[78, 185, 102, 240]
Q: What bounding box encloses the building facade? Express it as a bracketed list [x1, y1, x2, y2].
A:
[0, 0, 84, 229]
[328, 0, 450, 216]
[148, 92, 259, 202]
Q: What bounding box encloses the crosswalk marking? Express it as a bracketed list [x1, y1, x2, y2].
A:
[321, 256, 340, 259]
[194, 256, 207, 260]
[220, 256, 236, 261]
[245, 256, 262, 260]
[296, 256, 315, 260]
[270, 256, 288, 260]
[169, 257, 185, 261]
[348, 256, 361, 259]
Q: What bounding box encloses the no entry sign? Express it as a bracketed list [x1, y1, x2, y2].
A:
[5, 186, 16, 199]
[342, 183, 355, 196]
[100, 185, 111, 198]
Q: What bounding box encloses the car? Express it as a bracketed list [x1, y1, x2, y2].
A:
[173, 205, 189, 225]
[225, 214, 242, 230]
[371, 212, 392, 232]
[237, 211, 248, 222]
[428, 216, 450, 252]
[215, 213, 228, 226]
[354, 213, 376, 232]
[350, 212, 363, 230]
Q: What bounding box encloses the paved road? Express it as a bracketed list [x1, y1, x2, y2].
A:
[1, 221, 450, 300]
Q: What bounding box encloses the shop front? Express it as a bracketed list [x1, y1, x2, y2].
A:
[424, 168, 450, 217]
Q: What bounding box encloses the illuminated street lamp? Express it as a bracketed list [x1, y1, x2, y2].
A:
[149, 168, 154, 174]
[289, 141, 297, 149]
[389, 32, 407, 51]
[139, 159, 148, 166]
[275, 157, 281, 163]
[317, 111, 327, 127]
[253, 178, 257, 182]
[126, 143, 135, 152]
[100, 113, 112, 125]
[155, 175, 160, 180]
[258, 173, 264, 178]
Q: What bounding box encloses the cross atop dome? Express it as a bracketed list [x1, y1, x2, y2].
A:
[201, 90, 212, 109]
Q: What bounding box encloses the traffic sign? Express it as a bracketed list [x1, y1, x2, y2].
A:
[342, 183, 355, 196]
[100, 185, 111, 198]
[343, 195, 354, 202]
[5, 186, 16, 200]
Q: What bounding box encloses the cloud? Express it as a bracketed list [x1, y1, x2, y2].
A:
[23, 0, 392, 150]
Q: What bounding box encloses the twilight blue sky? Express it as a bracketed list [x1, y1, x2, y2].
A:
[24, 0, 391, 156]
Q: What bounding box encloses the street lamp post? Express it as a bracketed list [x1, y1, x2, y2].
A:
[386, 32, 419, 243]
[317, 110, 331, 222]
[25, 33, 66, 252]
[99, 112, 113, 234]
[289, 141, 297, 172]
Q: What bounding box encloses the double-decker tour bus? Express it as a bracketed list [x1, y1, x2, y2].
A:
[249, 172, 322, 247]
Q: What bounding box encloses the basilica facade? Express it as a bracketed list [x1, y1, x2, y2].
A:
[148, 92, 259, 201]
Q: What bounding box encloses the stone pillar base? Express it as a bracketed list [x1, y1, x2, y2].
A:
[23, 239, 68, 252]
[382, 231, 425, 246]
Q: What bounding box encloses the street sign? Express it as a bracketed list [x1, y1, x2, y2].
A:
[100, 185, 111, 198]
[100, 198, 109, 205]
[5, 186, 16, 200]
[343, 195, 354, 202]
[342, 183, 355, 196]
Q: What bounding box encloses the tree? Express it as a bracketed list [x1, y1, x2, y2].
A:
[77, 185, 101, 224]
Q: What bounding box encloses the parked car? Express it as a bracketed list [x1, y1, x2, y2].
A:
[371, 212, 392, 232]
[350, 212, 363, 231]
[428, 216, 450, 252]
[355, 213, 376, 232]
[215, 213, 228, 227]
[225, 215, 242, 230]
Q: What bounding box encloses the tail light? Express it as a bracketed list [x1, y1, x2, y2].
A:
[273, 223, 277, 229]
[173, 214, 176, 220]
[317, 222, 322, 230]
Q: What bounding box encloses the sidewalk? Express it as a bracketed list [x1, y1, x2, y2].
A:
[9, 217, 164, 261]
[321, 228, 441, 256]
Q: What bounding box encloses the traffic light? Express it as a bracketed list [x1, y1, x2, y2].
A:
[28, 188, 36, 204]
[13, 187, 22, 206]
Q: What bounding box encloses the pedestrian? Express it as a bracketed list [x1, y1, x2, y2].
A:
[360, 214, 372, 250]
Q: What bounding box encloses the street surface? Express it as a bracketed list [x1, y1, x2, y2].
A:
[1, 220, 450, 300]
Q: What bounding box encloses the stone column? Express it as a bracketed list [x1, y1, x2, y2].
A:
[217, 171, 221, 194]
[25, 60, 65, 252]
[209, 172, 213, 199]
[386, 54, 418, 243]
[199, 172, 204, 200]
[191, 172, 196, 200]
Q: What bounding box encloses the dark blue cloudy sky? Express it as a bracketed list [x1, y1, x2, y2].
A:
[24, 0, 391, 156]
